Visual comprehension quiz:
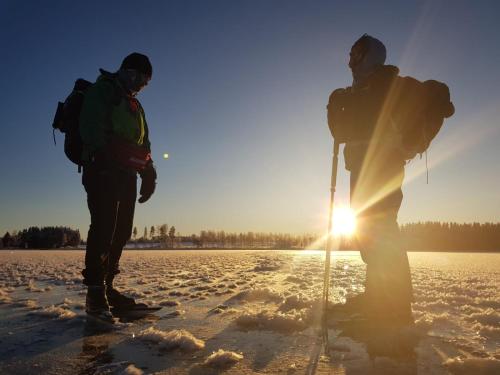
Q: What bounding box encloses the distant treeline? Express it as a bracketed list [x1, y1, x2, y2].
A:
[2, 227, 80, 249]
[175, 231, 317, 250]
[2, 222, 499, 251]
[127, 223, 500, 252]
[400, 222, 500, 252]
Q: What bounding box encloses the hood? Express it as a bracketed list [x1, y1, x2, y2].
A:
[351, 35, 387, 86]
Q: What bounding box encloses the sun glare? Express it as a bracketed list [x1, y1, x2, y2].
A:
[332, 206, 356, 237]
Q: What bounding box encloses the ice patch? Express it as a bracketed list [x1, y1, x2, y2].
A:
[203, 349, 243, 368]
[226, 288, 282, 304]
[162, 309, 184, 318]
[466, 308, 500, 326]
[137, 327, 205, 351]
[472, 323, 500, 340]
[443, 356, 500, 375]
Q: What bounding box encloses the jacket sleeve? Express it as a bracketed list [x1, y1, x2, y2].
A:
[79, 79, 115, 158]
[140, 105, 151, 153]
[327, 88, 352, 143]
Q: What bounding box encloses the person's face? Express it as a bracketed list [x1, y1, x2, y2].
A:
[349, 43, 365, 70]
[127, 70, 151, 94]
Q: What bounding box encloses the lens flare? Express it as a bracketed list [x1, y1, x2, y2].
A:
[332, 206, 356, 237]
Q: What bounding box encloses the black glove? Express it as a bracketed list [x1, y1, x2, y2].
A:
[138, 162, 157, 203]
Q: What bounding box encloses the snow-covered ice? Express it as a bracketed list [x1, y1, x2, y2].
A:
[0, 249, 498, 374]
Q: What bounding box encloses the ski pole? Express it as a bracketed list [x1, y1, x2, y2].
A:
[322, 140, 340, 353]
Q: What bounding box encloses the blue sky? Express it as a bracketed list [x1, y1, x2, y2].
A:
[1, 0, 499, 238]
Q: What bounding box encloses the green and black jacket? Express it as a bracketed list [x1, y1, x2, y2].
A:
[79, 69, 151, 164]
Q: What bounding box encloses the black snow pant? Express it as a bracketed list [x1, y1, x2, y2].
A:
[347, 145, 413, 317]
[81, 163, 137, 286]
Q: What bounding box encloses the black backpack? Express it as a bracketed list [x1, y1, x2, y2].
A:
[52, 79, 92, 169]
[390, 77, 455, 159]
[327, 76, 454, 160]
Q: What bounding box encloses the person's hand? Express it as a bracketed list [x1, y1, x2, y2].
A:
[138, 162, 157, 203]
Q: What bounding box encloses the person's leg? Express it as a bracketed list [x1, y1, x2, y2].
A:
[350, 160, 413, 320]
[105, 172, 137, 308]
[82, 165, 119, 320]
[82, 166, 120, 286]
[361, 165, 413, 321]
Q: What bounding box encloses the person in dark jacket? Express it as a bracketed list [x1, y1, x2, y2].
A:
[80, 53, 157, 322]
[327, 35, 413, 323]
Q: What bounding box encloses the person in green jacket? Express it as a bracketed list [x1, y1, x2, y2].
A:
[80, 53, 157, 322]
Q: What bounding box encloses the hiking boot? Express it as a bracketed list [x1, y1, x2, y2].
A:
[106, 286, 137, 310]
[86, 286, 114, 323]
[329, 293, 369, 315]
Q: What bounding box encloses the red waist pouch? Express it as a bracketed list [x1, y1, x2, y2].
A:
[108, 136, 151, 171]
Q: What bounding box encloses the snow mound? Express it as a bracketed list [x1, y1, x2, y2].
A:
[235, 309, 311, 332]
[414, 312, 451, 330]
[25, 280, 48, 292]
[62, 298, 85, 310]
[30, 305, 77, 320]
[94, 361, 143, 374]
[137, 327, 205, 351]
[0, 288, 13, 304]
[443, 356, 500, 375]
[253, 262, 281, 271]
[203, 349, 243, 368]
[279, 294, 313, 311]
[13, 299, 38, 309]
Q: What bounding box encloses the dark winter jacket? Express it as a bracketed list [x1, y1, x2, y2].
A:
[327, 65, 405, 171]
[79, 70, 151, 163]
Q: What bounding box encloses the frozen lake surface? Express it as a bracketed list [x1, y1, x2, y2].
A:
[0, 250, 498, 374]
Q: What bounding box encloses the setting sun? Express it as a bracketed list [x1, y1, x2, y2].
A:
[331, 206, 356, 237]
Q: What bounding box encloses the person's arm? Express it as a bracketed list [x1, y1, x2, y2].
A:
[139, 106, 151, 152]
[327, 87, 352, 143]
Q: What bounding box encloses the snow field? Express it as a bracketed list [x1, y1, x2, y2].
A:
[0, 250, 498, 374]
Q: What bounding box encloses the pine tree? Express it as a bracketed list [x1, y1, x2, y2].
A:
[168, 226, 176, 248]
[159, 224, 168, 244]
